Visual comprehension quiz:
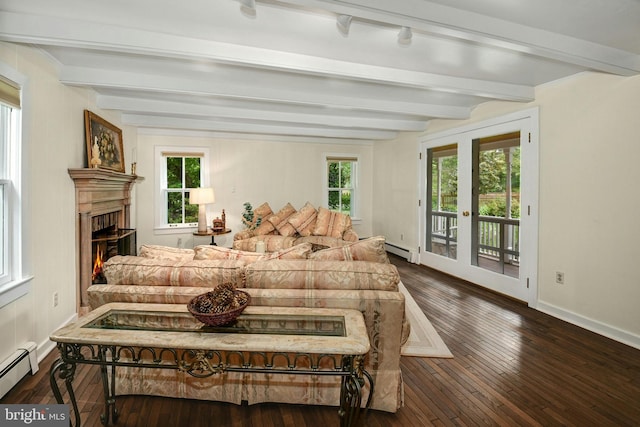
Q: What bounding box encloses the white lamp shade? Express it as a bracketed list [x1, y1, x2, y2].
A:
[189, 187, 215, 205]
[190, 187, 215, 233]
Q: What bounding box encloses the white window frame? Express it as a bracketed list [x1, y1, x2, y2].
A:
[154, 145, 210, 234]
[323, 153, 360, 221]
[0, 107, 13, 286]
[0, 63, 32, 309]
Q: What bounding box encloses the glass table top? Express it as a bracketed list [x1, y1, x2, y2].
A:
[84, 309, 346, 337]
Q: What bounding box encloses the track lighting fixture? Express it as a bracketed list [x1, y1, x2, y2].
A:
[336, 14, 352, 35]
[239, 0, 256, 11]
[398, 26, 413, 43]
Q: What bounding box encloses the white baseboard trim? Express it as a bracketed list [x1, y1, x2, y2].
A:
[37, 312, 78, 365]
[537, 301, 640, 351]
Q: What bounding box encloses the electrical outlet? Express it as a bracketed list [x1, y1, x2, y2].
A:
[177, 237, 183, 248]
[555, 272, 564, 284]
[53, 292, 59, 307]
[400, 233, 404, 241]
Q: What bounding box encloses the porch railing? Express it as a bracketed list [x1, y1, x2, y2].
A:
[477, 215, 520, 266]
[430, 211, 458, 258]
[429, 212, 520, 268]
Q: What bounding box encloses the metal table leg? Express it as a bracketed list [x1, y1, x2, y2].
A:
[338, 355, 374, 427]
[99, 346, 119, 425]
[50, 356, 81, 427]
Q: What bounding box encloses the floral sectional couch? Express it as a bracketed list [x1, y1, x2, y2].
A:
[87, 237, 409, 413]
[233, 201, 359, 252]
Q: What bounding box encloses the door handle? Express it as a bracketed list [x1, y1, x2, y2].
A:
[462, 211, 470, 217]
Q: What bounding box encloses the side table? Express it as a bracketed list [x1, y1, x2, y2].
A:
[193, 228, 232, 245]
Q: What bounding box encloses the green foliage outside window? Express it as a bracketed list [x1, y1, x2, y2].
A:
[478, 147, 520, 218]
[166, 156, 201, 224]
[431, 147, 520, 218]
[328, 160, 353, 215]
[431, 155, 458, 212]
[478, 148, 520, 195]
[478, 198, 520, 218]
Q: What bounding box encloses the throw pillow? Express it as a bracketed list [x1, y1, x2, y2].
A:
[138, 244, 195, 262]
[249, 202, 276, 235]
[287, 201, 317, 236]
[308, 236, 389, 263]
[312, 207, 352, 239]
[194, 245, 265, 262]
[194, 242, 312, 262]
[267, 203, 298, 237]
[266, 242, 313, 260]
[253, 202, 274, 225]
[252, 220, 276, 236]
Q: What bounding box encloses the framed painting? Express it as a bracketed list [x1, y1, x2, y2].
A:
[84, 110, 125, 172]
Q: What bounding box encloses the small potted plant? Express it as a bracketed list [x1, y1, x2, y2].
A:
[241, 202, 262, 230]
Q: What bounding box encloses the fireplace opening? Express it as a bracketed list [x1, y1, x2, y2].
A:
[91, 217, 136, 285]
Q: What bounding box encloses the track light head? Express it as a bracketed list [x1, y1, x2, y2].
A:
[239, 0, 256, 12]
[336, 14, 353, 35]
[398, 26, 413, 43]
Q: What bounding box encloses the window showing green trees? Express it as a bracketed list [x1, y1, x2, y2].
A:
[327, 159, 354, 216]
[165, 156, 201, 224]
[431, 154, 458, 212]
[478, 147, 520, 218]
[432, 145, 520, 219]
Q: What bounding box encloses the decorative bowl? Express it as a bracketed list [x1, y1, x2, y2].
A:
[187, 289, 250, 326]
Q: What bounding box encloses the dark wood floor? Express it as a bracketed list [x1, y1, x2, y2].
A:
[3, 254, 640, 426]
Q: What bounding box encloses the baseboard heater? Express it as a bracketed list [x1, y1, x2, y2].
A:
[385, 243, 418, 263]
[0, 342, 38, 399]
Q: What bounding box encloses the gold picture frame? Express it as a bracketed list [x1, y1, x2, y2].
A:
[84, 110, 125, 172]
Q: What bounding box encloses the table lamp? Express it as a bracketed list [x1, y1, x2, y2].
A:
[189, 187, 215, 233]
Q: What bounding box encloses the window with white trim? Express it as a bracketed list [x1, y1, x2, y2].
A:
[325, 155, 358, 218]
[0, 103, 13, 285]
[0, 71, 27, 305]
[155, 146, 210, 231]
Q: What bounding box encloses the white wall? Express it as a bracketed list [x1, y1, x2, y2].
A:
[375, 71, 640, 346]
[134, 134, 374, 249]
[371, 132, 420, 253]
[0, 42, 137, 364]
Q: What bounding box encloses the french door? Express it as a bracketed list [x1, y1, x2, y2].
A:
[419, 109, 539, 305]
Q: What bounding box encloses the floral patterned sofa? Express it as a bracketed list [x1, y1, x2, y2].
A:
[233, 202, 359, 252]
[87, 237, 409, 413]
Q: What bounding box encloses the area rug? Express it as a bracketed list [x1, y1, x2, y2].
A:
[400, 282, 453, 358]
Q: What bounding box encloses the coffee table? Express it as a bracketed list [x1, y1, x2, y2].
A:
[49, 303, 373, 427]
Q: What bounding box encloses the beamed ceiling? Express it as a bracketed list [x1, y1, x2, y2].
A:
[1, 0, 639, 143]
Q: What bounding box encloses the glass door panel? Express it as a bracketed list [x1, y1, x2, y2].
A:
[471, 133, 520, 278]
[426, 144, 458, 259]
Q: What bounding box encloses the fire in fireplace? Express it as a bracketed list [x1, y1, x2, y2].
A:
[91, 213, 136, 285]
[92, 245, 105, 283]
